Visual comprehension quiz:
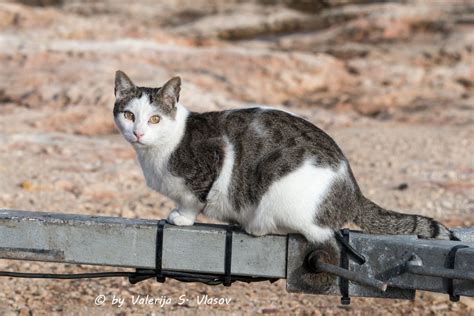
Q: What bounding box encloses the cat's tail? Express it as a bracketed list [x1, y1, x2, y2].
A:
[353, 196, 457, 240]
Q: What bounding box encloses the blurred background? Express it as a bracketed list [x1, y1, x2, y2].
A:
[0, 0, 473, 314]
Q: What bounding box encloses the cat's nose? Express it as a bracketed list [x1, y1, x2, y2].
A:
[133, 130, 144, 139]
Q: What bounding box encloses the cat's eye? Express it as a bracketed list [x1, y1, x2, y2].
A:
[149, 115, 161, 124]
[124, 111, 135, 122]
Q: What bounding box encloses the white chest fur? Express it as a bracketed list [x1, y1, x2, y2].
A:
[135, 148, 186, 203]
[130, 103, 201, 208]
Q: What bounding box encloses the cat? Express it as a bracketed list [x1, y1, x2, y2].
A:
[113, 70, 455, 243]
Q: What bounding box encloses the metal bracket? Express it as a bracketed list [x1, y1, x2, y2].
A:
[286, 232, 414, 300]
[287, 230, 474, 300]
[453, 248, 474, 297]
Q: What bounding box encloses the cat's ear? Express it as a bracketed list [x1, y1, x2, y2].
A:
[115, 70, 136, 100]
[156, 76, 181, 111]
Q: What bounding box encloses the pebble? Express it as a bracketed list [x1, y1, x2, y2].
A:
[18, 306, 29, 316]
[441, 200, 453, 209]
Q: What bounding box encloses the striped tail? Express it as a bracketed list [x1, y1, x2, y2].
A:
[353, 196, 456, 240]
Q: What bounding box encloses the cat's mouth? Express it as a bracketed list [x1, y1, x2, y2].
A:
[132, 140, 146, 146]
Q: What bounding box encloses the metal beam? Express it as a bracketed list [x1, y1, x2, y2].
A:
[0, 209, 286, 278]
[1, 209, 473, 301]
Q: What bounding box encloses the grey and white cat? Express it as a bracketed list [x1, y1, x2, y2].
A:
[113, 71, 454, 243]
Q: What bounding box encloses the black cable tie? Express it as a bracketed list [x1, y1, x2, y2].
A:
[128, 219, 166, 285]
[445, 245, 468, 302]
[223, 225, 234, 286]
[155, 219, 166, 283]
[334, 229, 366, 305]
[126, 222, 278, 286]
[339, 228, 351, 305]
[334, 230, 365, 265]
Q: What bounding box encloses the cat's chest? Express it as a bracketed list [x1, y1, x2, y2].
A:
[136, 150, 187, 200]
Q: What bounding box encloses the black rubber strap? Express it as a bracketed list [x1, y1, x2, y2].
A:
[339, 229, 350, 305]
[155, 219, 166, 283]
[224, 226, 234, 286]
[446, 245, 468, 302]
[335, 230, 365, 265]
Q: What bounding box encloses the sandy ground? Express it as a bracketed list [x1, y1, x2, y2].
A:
[0, 0, 473, 315]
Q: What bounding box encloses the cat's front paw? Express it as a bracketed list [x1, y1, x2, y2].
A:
[167, 209, 195, 226]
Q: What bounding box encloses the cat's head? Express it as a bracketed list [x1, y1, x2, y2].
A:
[113, 71, 182, 148]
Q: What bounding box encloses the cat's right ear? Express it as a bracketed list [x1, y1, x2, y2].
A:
[155, 76, 181, 112]
[115, 70, 136, 100]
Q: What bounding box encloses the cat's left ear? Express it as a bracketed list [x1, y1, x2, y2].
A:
[115, 70, 136, 100]
[156, 76, 181, 111]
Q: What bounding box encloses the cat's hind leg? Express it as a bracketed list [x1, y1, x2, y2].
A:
[244, 212, 334, 243]
[244, 216, 275, 237]
[298, 224, 334, 244]
[246, 158, 339, 243]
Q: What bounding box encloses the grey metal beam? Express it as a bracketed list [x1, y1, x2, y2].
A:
[1, 209, 473, 301]
[0, 209, 287, 278]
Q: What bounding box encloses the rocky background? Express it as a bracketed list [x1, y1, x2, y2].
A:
[0, 0, 473, 314]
